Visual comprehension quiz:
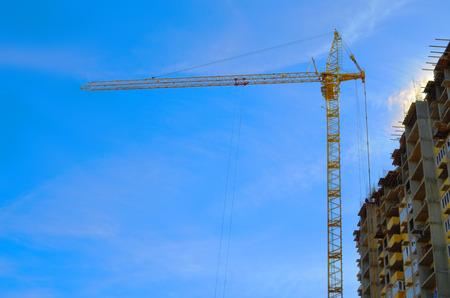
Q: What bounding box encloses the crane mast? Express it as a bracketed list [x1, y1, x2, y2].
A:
[82, 31, 364, 298]
[323, 31, 344, 298]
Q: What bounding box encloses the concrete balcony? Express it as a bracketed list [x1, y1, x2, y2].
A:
[391, 271, 404, 284]
[440, 177, 450, 192]
[389, 252, 403, 269]
[405, 269, 413, 286]
[421, 271, 436, 290]
[419, 246, 433, 266]
[403, 233, 411, 245]
[410, 160, 424, 182]
[387, 234, 402, 252]
[406, 121, 419, 144]
[387, 217, 400, 232]
[442, 190, 450, 214]
[393, 292, 406, 298]
[409, 140, 422, 163]
[400, 195, 407, 207]
[414, 201, 428, 222]
[403, 253, 412, 266]
[412, 180, 425, 201]
[379, 249, 387, 262]
[361, 217, 368, 232]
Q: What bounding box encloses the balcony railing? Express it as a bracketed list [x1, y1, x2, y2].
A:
[392, 280, 405, 296]
[436, 144, 446, 166]
[442, 190, 450, 213]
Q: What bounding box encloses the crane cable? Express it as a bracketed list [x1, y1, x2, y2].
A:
[155, 32, 334, 78]
[214, 87, 239, 298]
[364, 81, 372, 191]
[222, 86, 245, 298]
[214, 86, 245, 298]
[355, 80, 364, 207]
[363, 80, 377, 296]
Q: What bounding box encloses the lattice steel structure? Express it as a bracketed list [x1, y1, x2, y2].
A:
[82, 31, 364, 298]
[322, 32, 344, 298]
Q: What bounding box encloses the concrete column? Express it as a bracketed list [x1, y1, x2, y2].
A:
[416, 101, 450, 297]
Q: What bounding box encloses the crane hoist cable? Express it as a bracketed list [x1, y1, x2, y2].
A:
[364, 81, 372, 191]
[222, 87, 245, 298]
[363, 80, 377, 296]
[355, 80, 363, 207]
[214, 86, 240, 298]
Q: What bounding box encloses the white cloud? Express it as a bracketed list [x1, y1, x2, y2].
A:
[384, 69, 432, 136]
[3, 289, 55, 298]
[241, 159, 326, 207]
[0, 45, 97, 78]
[342, 0, 415, 45]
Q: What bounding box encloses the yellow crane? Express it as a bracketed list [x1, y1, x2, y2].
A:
[82, 30, 365, 298]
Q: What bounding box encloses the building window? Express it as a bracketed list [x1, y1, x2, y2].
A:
[405, 265, 412, 281]
[409, 218, 414, 232]
[403, 246, 411, 262]
[436, 145, 446, 165]
[411, 239, 417, 252]
[393, 281, 405, 295]
[445, 217, 450, 233]
[400, 208, 407, 222]
[415, 282, 420, 295]
[442, 191, 450, 210]
[406, 287, 414, 298]
[407, 201, 413, 213]
[447, 244, 450, 257]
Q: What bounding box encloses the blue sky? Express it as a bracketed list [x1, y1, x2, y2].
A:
[1, 0, 449, 297]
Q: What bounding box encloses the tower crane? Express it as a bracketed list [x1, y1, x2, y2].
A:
[82, 30, 365, 298]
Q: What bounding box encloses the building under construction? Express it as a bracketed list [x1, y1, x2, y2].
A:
[354, 41, 450, 298]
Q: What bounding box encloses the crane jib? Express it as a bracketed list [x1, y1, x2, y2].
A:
[81, 71, 362, 91]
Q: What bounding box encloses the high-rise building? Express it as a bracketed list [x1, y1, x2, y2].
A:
[354, 40, 450, 298]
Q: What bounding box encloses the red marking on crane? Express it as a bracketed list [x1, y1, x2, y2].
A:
[234, 78, 249, 86]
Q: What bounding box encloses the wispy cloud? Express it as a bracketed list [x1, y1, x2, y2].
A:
[227, 251, 327, 297]
[0, 133, 330, 296]
[342, 0, 415, 45]
[241, 159, 326, 207]
[0, 147, 179, 239]
[0, 0, 414, 81]
[0, 45, 100, 79]
[3, 289, 56, 298]
[387, 75, 432, 122]
[160, 0, 417, 77]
